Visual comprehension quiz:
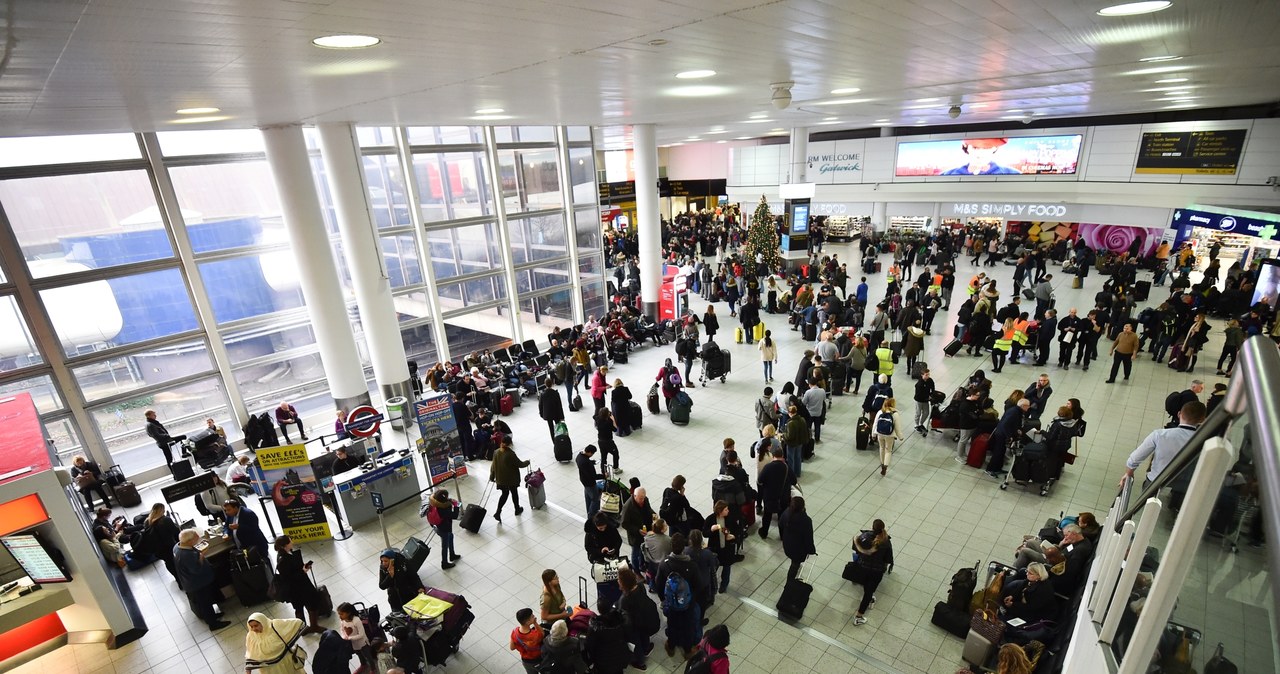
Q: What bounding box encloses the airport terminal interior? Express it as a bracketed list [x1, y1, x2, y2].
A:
[0, 1, 1278, 673]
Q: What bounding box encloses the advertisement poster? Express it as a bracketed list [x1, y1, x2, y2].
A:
[414, 394, 465, 485]
[896, 135, 1082, 176]
[252, 445, 331, 543]
[1007, 221, 1165, 257]
[1136, 130, 1247, 175]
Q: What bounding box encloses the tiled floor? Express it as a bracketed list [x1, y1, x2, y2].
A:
[14, 240, 1250, 674]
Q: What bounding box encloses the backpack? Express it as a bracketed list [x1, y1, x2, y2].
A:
[662, 572, 693, 614]
[864, 353, 879, 372]
[426, 506, 443, 527]
[684, 649, 727, 674]
[875, 411, 895, 436]
[634, 588, 662, 636]
[1164, 391, 1182, 418]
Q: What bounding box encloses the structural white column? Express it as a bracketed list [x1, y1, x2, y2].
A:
[788, 127, 808, 184]
[316, 123, 413, 403]
[554, 126, 586, 324]
[633, 124, 662, 319]
[260, 124, 370, 412]
[872, 202, 888, 233]
[394, 128, 451, 363]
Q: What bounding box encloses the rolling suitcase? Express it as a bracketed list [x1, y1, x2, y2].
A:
[170, 460, 195, 481]
[554, 434, 573, 462]
[403, 536, 431, 574]
[734, 327, 745, 344]
[460, 483, 492, 534]
[628, 401, 643, 429]
[828, 361, 846, 396]
[525, 468, 546, 510]
[776, 576, 812, 621]
[753, 322, 766, 341]
[104, 464, 127, 487]
[856, 417, 872, 451]
[310, 568, 333, 617]
[113, 481, 142, 508]
[647, 384, 660, 414]
[802, 323, 817, 341]
[499, 393, 515, 416]
[944, 338, 964, 357]
[231, 550, 272, 606]
[1134, 280, 1151, 302]
[963, 626, 997, 667]
[967, 433, 991, 468]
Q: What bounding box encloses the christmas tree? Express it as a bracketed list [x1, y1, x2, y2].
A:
[742, 195, 782, 270]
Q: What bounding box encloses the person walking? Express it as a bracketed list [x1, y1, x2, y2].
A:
[703, 305, 720, 343]
[903, 323, 925, 375]
[754, 387, 779, 437]
[850, 519, 894, 626]
[847, 335, 868, 394]
[595, 408, 622, 474]
[491, 437, 530, 522]
[1106, 322, 1140, 383]
[779, 496, 816, 582]
[426, 489, 462, 569]
[273, 535, 325, 635]
[872, 398, 904, 476]
[756, 447, 796, 540]
[538, 386, 565, 441]
[913, 369, 936, 436]
[758, 330, 778, 383]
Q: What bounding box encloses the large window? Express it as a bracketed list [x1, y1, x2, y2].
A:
[407, 126, 484, 146]
[158, 130, 266, 157]
[41, 268, 198, 357]
[72, 339, 214, 403]
[90, 376, 235, 475]
[568, 147, 597, 205]
[365, 155, 413, 229]
[169, 161, 283, 253]
[0, 133, 141, 168]
[412, 152, 492, 223]
[0, 295, 42, 373]
[0, 170, 171, 277]
[497, 149, 562, 213]
[575, 207, 603, 251]
[198, 254, 305, 323]
[509, 213, 568, 264]
[0, 374, 62, 415]
[427, 223, 503, 280]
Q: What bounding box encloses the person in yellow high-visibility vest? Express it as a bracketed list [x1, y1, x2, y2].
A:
[991, 318, 1016, 373]
[967, 272, 986, 296]
[1011, 314, 1031, 364]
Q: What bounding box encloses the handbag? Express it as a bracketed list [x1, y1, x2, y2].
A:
[969, 609, 1006, 644]
[75, 472, 97, 489]
[591, 557, 629, 583]
[600, 491, 622, 515]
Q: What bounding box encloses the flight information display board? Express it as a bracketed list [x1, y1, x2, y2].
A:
[1135, 130, 1248, 175]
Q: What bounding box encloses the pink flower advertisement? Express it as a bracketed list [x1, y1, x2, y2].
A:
[1008, 221, 1164, 256]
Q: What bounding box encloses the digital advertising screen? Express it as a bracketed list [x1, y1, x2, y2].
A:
[1253, 259, 1280, 308]
[895, 135, 1083, 177]
[1, 534, 69, 583]
[791, 203, 810, 235]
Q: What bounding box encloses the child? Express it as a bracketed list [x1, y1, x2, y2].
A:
[509, 607, 544, 674]
[336, 602, 371, 671]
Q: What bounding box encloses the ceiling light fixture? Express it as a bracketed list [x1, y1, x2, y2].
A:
[474, 107, 504, 115]
[873, 122, 894, 126]
[1007, 109, 1023, 113]
[735, 136, 752, 140]
[675, 69, 716, 79]
[749, 112, 769, 119]
[667, 85, 729, 97]
[472, 114, 512, 121]
[1155, 77, 1188, 83]
[176, 107, 220, 115]
[916, 98, 940, 103]
[813, 98, 870, 106]
[742, 118, 773, 124]
[769, 128, 785, 132]
[1097, 1, 1172, 16]
[823, 117, 838, 121]
[1139, 55, 1182, 62]
[169, 115, 233, 124]
[875, 119, 891, 123]
[817, 120, 842, 125]
[830, 87, 861, 95]
[1166, 97, 1196, 102]
[916, 119, 928, 124]
[716, 140, 727, 144]
[771, 81, 796, 109]
[312, 34, 382, 49]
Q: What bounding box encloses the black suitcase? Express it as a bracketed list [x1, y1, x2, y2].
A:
[460, 483, 491, 533]
[628, 401, 643, 429]
[802, 323, 817, 341]
[1134, 280, 1151, 302]
[930, 601, 970, 638]
[170, 460, 195, 481]
[944, 338, 964, 357]
[114, 481, 142, 507]
[104, 464, 127, 487]
[776, 577, 812, 621]
[647, 385, 660, 414]
[554, 434, 573, 462]
[231, 551, 272, 606]
[829, 362, 846, 396]
[403, 536, 431, 573]
[856, 417, 871, 451]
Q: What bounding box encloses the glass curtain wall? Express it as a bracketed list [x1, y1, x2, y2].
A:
[0, 125, 600, 481]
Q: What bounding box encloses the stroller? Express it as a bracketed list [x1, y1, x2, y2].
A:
[699, 342, 732, 385]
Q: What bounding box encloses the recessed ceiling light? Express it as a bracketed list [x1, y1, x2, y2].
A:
[875, 119, 891, 123]
[735, 136, 752, 140]
[667, 85, 728, 97]
[675, 69, 716, 79]
[916, 98, 940, 103]
[705, 130, 729, 135]
[686, 137, 701, 141]
[830, 87, 861, 95]
[1098, 1, 1171, 16]
[474, 107, 504, 115]
[749, 112, 769, 119]
[716, 140, 727, 144]
[1155, 77, 1188, 83]
[169, 115, 233, 124]
[312, 34, 382, 49]
[873, 122, 894, 126]
[1166, 98, 1196, 102]
[817, 120, 842, 125]
[742, 118, 773, 124]
[472, 114, 512, 121]
[813, 98, 869, 106]
[1001, 115, 1025, 120]
[1007, 109, 1023, 113]
[667, 142, 684, 147]
[823, 117, 838, 121]
[1140, 55, 1182, 62]
[769, 128, 785, 132]
[968, 103, 989, 109]
[1162, 90, 1192, 95]
[916, 119, 927, 124]
[176, 107, 220, 115]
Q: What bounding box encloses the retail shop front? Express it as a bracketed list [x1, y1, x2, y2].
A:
[939, 201, 1175, 259]
[1170, 206, 1280, 271]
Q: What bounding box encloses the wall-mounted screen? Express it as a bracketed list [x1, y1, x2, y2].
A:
[895, 135, 1083, 177]
[1, 534, 69, 583]
[791, 203, 810, 235]
[1135, 130, 1247, 175]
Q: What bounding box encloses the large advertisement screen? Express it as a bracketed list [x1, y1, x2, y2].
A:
[895, 135, 1083, 177]
[1135, 130, 1247, 175]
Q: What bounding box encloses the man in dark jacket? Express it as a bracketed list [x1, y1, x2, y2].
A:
[985, 399, 1030, 477]
[1023, 374, 1053, 421]
[576, 445, 603, 518]
[619, 488, 655, 573]
[538, 388, 565, 441]
[145, 409, 185, 466]
[452, 394, 475, 459]
[1057, 309, 1082, 369]
[174, 529, 231, 630]
[584, 512, 623, 564]
[779, 498, 816, 582]
[953, 389, 983, 464]
[617, 567, 659, 669]
[1035, 310, 1058, 366]
[1053, 525, 1095, 595]
[912, 370, 936, 436]
[739, 296, 761, 344]
[222, 500, 270, 564]
[756, 448, 796, 539]
[655, 534, 703, 658]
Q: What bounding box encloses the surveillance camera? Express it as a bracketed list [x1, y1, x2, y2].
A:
[948, 105, 961, 119]
[1022, 116, 1033, 125]
[770, 81, 795, 110]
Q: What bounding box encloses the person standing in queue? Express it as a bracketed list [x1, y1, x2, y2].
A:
[779, 496, 816, 583]
[491, 437, 530, 523]
[223, 500, 271, 564]
[378, 549, 425, 609]
[145, 410, 186, 466]
[174, 529, 231, 631]
[756, 447, 796, 540]
[851, 519, 894, 627]
[273, 535, 326, 635]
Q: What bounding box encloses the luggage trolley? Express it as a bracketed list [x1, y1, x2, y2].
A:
[699, 348, 731, 385]
[1000, 435, 1057, 497]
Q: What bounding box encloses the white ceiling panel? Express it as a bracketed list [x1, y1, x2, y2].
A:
[0, 0, 1273, 142]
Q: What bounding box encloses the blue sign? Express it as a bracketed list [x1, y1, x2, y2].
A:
[336, 455, 414, 492]
[1171, 208, 1279, 242]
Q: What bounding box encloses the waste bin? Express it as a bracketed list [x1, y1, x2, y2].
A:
[386, 396, 408, 431]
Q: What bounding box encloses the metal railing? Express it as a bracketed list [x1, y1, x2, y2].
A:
[1080, 335, 1280, 673]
